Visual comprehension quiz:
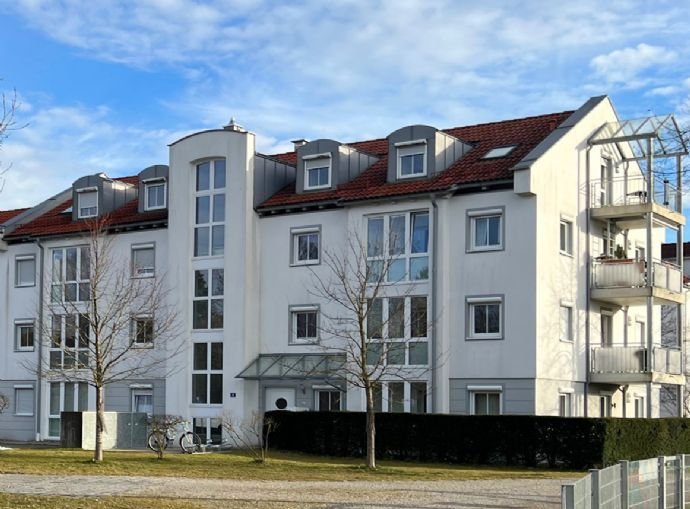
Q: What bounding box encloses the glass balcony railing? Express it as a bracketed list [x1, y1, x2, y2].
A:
[590, 175, 680, 212]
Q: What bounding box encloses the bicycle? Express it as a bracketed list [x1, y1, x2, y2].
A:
[147, 421, 202, 454]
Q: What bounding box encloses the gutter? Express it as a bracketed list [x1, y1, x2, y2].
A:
[36, 239, 44, 440]
[584, 145, 592, 418]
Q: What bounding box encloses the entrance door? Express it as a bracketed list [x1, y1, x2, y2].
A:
[265, 388, 295, 411]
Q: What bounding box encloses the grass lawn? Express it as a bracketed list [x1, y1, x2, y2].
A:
[0, 448, 577, 481]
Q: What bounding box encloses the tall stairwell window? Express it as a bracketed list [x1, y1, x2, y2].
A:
[194, 159, 226, 257]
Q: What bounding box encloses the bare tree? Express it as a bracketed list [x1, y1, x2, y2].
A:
[0, 393, 8, 414]
[221, 411, 277, 463]
[37, 217, 183, 462]
[308, 231, 432, 469]
[147, 414, 187, 460]
[0, 86, 22, 193]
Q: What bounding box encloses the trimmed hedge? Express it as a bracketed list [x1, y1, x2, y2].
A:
[266, 411, 690, 469]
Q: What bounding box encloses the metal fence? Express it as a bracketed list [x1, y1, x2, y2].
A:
[562, 455, 689, 509]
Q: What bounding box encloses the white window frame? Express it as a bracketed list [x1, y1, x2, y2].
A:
[14, 385, 34, 416]
[303, 153, 332, 191]
[48, 382, 88, 439]
[290, 305, 319, 344]
[76, 188, 98, 219]
[131, 389, 154, 416]
[131, 243, 155, 278]
[560, 302, 573, 342]
[15, 319, 35, 352]
[468, 385, 503, 415]
[291, 226, 320, 265]
[634, 395, 645, 418]
[466, 296, 503, 340]
[191, 342, 223, 406]
[366, 210, 430, 283]
[558, 391, 573, 417]
[49, 313, 90, 370]
[396, 140, 427, 179]
[144, 179, 167, 210]
[15, 255, 36, 287]
[599, 394, 612, 417]
[50, 246, 90, 303]
[468, 208, 503, 252]
[560, 218, 573, 256]
[314, 388, 342, 411]
[194, 159, 226, 257]
[131, 314, 154, 348]
[192, 269, 224, 330]
[366, 296, 428, 366]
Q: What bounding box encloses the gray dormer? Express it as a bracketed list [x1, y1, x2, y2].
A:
[138, 165, 169, 213]
[386, 125, 472, 183]
[295, 139, 378, 194]
[71, 173, 137, 221]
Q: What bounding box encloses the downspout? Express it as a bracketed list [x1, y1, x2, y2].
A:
[431, 197, 439, 413]
[36, 239, 45, 441]
[585, 145, 592, 418]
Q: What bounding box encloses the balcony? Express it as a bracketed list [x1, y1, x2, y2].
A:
[590, 345, 684, 385]
[590, 175, 685, 228]
[591, 259, 684, 305]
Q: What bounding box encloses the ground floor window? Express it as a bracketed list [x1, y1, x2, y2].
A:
[369, 381, 427, 413]
[599, 395, 612, 417]
[316, 390, 341, 411]
[192, 342, 223, 405]
[48, 382, 88, 438]
[469, 389, 502, 415]
[634, 396, 645, 418]
[193, 417, 222, 444]
[131, 390, 153, 415]
[14, 386, 34, 416]
[558, 392, 572, 417]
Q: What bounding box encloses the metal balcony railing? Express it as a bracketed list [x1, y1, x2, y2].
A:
[590, 345, 682, 375]
[590, 174, 681, 212]
[592, 259, 682, 293]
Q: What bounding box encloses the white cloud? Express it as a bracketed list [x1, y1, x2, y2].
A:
[0, 104, 180, 209]
[590, 44, 677, 85]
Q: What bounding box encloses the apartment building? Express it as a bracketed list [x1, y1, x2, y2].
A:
[0, 95, 686, 442]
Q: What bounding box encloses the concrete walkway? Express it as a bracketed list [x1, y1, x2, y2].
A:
[0, 473, 575, 508]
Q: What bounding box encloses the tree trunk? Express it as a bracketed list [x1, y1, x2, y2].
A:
[94, 384, 104, 462]
[365, 384, 376, 469]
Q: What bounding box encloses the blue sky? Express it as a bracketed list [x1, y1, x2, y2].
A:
[1, 0, 690, 210]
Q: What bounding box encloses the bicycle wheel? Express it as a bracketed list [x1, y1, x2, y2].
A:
[179, 432, 202, 454]
[147, 432, 168, 452]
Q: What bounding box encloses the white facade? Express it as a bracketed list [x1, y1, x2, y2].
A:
[0, 95, 686, 442]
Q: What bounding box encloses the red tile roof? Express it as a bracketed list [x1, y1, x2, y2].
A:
[259, 110, 574, 209]
[0, 208, 29, 225]
[3, 177, 167, 240]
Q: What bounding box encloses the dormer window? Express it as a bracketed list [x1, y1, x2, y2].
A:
[77, 188, 98, 218]
[304, 154, 331, 191]
[144, 179, 166, 210]
[396, 140, 427, 179]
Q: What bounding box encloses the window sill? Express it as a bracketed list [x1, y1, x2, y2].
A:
[467, 246, 503, 253]
[15, 283, 36, 288]
[145, 206, 166, 211]
[289, 340, 320, 346]
[15, 348, 35, 353]
[560, 338, 574, 344]
[15, 413, 33, 417]
[397, 172, 428, 180]
[290, 260, 320, 267]
[304, 185, 331, 192]
[192, 255, 224, 261]
[559, 251, 574, 258]
[131, 343, 154, 349]
[131, 273, 155, 279]
[465, 335, 504, 341]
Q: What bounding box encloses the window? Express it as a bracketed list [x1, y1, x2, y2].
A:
[51, 246, 90, 303]
[192, 342, 223, 405]
[560, 219, 573, 255]
[558, 392, 572, 417]
[131, 244, 155, 277]
[634, 396, 644, 418]
[49, 314, 89, 369]
[602, 226, 615, 257]
[388, 382, 404, 412]
[304, 156, 331, 190]
[410, 382, 427, 414]
[290, 306, 319, 344]
[15, 320, 34, 351]
[467, 297, 503, 340]
[366, 211, 429, 282]
[396, 141, 427, 179]
[469, 387, 502, 415]
[600, 310, 613, 346]
[560, 304, 573, 341]
[48, 382, 88, 437]
[132, 316, 154, 347]
[193, 269, 224, 329]
[14, 387, 34, 416]
[316, 390, 341, 411]
[291, 227, 320, 265]
[468, 209, 503, 251]
[599, 395, 612, 417]
[482, 145, 517, 159]
[132, 391, 153, 416]
[194, 159, 225, 257]
[77, 189, 98, 218]
[144, 180, 166, 210]
[15, 255, 36, 287]
[366, 296, 428, 366]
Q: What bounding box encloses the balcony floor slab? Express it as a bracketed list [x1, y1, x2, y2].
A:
[591, 286, 684, 306]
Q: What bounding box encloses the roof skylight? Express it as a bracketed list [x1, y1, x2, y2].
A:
[482, 145, 517, 159]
